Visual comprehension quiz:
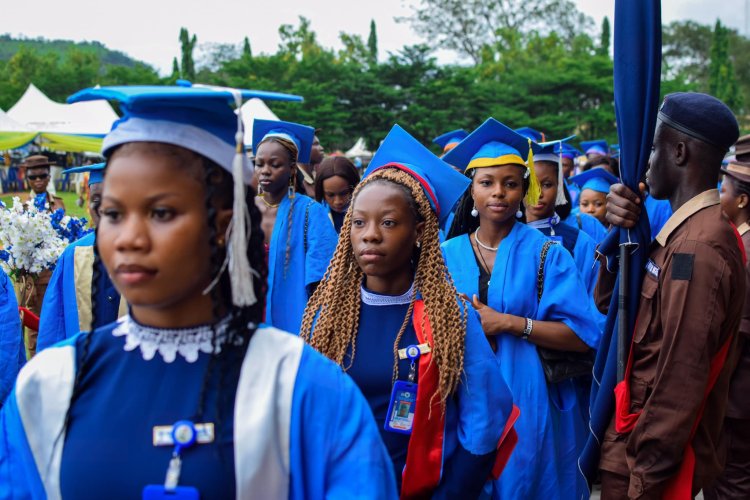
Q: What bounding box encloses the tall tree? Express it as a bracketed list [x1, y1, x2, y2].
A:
[709, 20, 743, 112]
[179, 27, 197, 81]
[400, 0, 591, 64]
[242, 37, 253, 60]
[367, 20, 378, 64]
[598, 16, 610, 56]
[171, 57, 180, 79]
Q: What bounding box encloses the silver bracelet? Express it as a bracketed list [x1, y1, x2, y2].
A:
[521, 317, 533, 340]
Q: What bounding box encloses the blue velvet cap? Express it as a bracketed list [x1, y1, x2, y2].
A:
[63, 162, 105, 185]
[658, 92, 739, 152]
[443, 118, 542, 172]
[433, 129, 469, 153]
[569, 167, 619, 194]
[580, 140, 608, 157]
[67, 82, 303, 184]
[364, 124, 470, 225]
[252, 119, 315, 164]
[515, 126, 545, 143]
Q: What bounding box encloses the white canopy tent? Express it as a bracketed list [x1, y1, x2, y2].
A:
[241, 98, 280, 147]
[0, 108, 31, 132]
[7, 83, 118, 135]
[345, 137, 373, 159]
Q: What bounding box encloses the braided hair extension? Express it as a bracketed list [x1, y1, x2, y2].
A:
[257, 136, 300, 275]
[447, 166, 531, 239]
[300, 167, 467, 407]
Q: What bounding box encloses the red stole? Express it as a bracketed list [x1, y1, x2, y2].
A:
[400, 300, 519, 498]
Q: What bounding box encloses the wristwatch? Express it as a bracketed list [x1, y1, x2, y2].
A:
[521, 317, 533, 340]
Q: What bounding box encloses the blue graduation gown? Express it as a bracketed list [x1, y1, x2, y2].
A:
[442, 223, 600, 500]
[563, 211, 608, 244]
[315, 288, 514, 496]
[0, 319, 396, 499]
[266, 195, 338, 333]
[0, 268, 22, 406]
[644, 194, 673, 241]
[37, 233, 122, 352]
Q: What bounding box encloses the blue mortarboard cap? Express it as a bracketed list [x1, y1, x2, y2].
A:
[580, 140, 608, 157]
[364, 124, 470, 225]
[443, 118, 542, 172]
[515, 127, 545, 143]
[433, 129, 468, 153]
[67, 83, 303, 184]
[560, 143, 583, 160]
[658, 92, 739, 152]
[64, 162, 105, 186]
[569, 167, 619, 194]
[251, 119, 315, 165]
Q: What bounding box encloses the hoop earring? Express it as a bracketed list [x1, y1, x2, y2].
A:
[471, 206, 479, 217]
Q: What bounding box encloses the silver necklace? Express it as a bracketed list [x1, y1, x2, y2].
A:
[474, 227, 499, 252]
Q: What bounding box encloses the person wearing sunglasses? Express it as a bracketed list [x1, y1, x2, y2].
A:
[21, 155, 65, 213]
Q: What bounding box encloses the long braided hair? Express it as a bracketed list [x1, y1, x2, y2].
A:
[300, 167, 466, 407]
[256, 136, 303, 273]
[52, 143, 267, 469]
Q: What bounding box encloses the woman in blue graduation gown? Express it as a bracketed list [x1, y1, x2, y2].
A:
[313, 155, 360, 234]
[0, 84, 395, 499]
[37, 163, 124, 351]
[443, 118, 601, 500]
[301, 125, 518, 498]
[252, 119, 338, 334]
[0, 267, 22, 405]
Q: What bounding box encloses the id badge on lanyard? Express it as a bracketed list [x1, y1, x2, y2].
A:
[384, 344, 421, 435]
[143, 420, 202, 499]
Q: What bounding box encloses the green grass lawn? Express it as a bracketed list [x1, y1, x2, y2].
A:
[1, 190, 90, 221]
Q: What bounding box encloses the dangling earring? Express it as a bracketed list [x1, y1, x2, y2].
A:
[288, 175, 295, 199]
[257, 183, 264, 195]
[516, 208, 523, 219]
[416, 240, 421, 249]
[471, 205, 479, 217]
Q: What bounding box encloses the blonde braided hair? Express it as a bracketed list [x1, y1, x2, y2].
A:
[300, 167, 467, 406]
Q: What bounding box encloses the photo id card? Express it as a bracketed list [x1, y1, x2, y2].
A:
[384, 380, 418, 435]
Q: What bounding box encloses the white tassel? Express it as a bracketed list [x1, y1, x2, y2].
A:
[555, 145, 568, 206]
[227, 91, 257, 307]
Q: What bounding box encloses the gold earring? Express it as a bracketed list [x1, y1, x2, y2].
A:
[217, 237, 225, 247]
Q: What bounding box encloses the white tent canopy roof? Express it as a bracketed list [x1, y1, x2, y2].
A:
[345, 137, 373, 158]
[7, 83, 118, 135]
[0, 108, 31, 132]
[241, 97, 280, 146]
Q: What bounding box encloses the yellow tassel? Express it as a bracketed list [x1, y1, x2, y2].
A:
[524, 138, 541, 207]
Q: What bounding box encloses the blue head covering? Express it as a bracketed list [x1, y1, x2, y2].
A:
[515, 126, 545, 143]
[67, 82, 303, 309]
[67, 81, 303, 185]
[569, 167, 619, 194]
[433, 129, 468, 154]
[580, 140, 609, 157]
[658, 92, 739, 152]
[443, 117, 542, 206]
[251, 119, 315, 164]
[63, 162, 105, 186]
[364, 125, 469, 226]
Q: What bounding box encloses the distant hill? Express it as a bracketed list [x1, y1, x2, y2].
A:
[0, 34, 143, 67]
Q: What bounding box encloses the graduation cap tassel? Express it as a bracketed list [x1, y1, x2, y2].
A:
[524, 138, 542, 207]
[227, 90, 258, 307]
[555, 144, 568, 206]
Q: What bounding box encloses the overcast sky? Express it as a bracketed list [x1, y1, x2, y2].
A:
[3, 1, 748, 75]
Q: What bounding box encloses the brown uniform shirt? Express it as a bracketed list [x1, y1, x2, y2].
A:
[21, 191, 65, 213]
[726, 222, 750, 419]
[598, 190, 746, 499]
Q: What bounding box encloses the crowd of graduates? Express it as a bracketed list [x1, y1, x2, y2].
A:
[0, 82, 747, 500]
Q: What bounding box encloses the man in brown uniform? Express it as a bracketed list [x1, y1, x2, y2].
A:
[599, 92, 746, 499]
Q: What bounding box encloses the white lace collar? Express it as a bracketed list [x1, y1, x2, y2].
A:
[361, 283, 414, 306]
[112, 315, 241, 363]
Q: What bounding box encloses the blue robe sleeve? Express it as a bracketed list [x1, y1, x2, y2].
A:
[435, 307, 513, 497]
[289, 344, 397, 499]
[0, 270, 22, 406]
[37, 247, 73, 352]
[0, 388, 45, 499]
[303, 201, 338, 288]
[538, 244, 601, 349]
